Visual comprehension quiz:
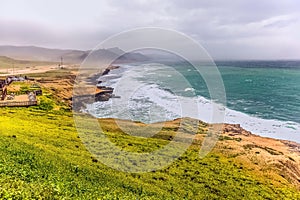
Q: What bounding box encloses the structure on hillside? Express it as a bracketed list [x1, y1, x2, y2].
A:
[0, 76, 13, 100]
[0, 79, 7, 100]
[58, 56, 64, 69]
[0, 76, 39, 107]
[0, 77, 13, 100]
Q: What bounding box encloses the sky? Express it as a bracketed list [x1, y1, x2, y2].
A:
[0, 0, 300, 60]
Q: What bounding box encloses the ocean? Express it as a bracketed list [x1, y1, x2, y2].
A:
[86, 60, 300, 143]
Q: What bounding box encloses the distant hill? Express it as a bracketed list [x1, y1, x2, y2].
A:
[0, 45, 149, 64]
[0, 56, 57, 69]
[0, 46, 73, 62]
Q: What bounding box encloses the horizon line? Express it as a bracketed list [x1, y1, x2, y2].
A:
[0, 44, 300, 61]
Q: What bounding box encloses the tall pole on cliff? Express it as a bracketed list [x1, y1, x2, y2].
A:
[12, 60, 14, 75]
[60, 56, 63, 68]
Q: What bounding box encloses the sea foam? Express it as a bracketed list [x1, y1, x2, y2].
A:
[87, 64, 300, 143]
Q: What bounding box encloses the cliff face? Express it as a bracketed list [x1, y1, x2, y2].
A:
[92, 116, 300, 190]
[33, 68, 300, 190]
[216, 123, 300, 188]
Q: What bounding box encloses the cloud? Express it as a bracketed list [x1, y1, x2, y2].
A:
[0, 20, 58, 46]
[0, 0, 300, 59]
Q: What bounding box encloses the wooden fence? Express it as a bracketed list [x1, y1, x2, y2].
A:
[0, 100, 38, 107]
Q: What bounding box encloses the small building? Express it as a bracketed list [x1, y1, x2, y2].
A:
[0, 79, 7, 100]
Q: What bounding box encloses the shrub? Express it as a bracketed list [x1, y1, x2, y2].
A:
[37, 96, 54, 111]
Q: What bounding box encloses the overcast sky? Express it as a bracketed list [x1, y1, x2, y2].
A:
[1, 0, 300, 60]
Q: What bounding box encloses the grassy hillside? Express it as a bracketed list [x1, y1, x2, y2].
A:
[0, 109, 299, 198]
[0, 46, 78, 62]
[0, 71, 299, 199]
[0, 56, 57, 69]
[0, 45, 149, 64]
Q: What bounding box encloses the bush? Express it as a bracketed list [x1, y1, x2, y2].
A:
[37, 97, 54, 111]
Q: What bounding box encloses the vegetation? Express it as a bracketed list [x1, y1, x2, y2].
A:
[0, 107, 299, 199]
[0, 56, 57, 69]
[8, 82, 41, 95]
[0, 71, 299, 199]
[35, 96, 54, 111]
[24, 69, 75, 78]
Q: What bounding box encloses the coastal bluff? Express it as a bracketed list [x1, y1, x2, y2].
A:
[36, 65, 300, 191]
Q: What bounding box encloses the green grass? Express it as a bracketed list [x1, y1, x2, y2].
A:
[0, 79, 299, 199]
[0, 107, 299, 199]
[23, 68, 75, 79]
[0, 63, 298, 199]
[7, 81, 41, 95]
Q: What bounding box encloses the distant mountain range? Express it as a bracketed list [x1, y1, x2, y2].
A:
[0, 45, 149, 64]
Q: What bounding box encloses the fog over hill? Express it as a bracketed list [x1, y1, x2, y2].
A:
[0, 45, 149, 64]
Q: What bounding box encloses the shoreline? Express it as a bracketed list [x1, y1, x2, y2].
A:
[72, 65, 121, 109]
[9, 64, 300, 191]
[80, 64, 300, 146]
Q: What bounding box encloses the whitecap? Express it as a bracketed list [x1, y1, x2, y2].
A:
[88, 63, 300, 143]
[184, 87, 195, 92]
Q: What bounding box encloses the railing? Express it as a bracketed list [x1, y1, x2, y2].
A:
[0, 100, 38, 107]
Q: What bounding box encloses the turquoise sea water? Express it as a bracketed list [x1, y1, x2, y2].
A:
[221, 64, 300, 124]
[88, 60, 300, 142]
[174, 60, 300, 124]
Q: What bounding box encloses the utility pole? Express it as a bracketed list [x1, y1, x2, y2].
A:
[60, 56, 63, 68]
[12, 60, 14, 75]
